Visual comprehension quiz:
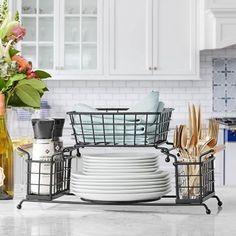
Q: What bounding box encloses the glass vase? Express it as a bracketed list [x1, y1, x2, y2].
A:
[0, 94, 14, 200]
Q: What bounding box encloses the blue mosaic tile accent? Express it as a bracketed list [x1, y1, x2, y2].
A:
[213, 58, 236, 112]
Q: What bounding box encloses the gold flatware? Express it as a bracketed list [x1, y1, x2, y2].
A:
[188, 104, 192, 138]
[173, 125, 179, 147]
[198, 105, 202, 140]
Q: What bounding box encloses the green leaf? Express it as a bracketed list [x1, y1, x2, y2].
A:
[43, 87, 49, 92]
[6, 73, 27, 88]
[35, 70, 51, 79]
[18, 79, 48, 93]
[0, 79, 5, 91]
[15, 84, 41, 108]
[7, 93, 27, 107]
[9, 48, 20, 57]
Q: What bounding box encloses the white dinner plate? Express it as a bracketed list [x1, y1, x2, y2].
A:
[71, 185, 171, 194]
[71, 176, 171, 186]
[71, 188, 172, 202]
[82, 166, 159, 174]
[83, 153, 159, 160]
[71, 170, 170, 180]
[82, 158, 158, 164]
[70, 182, 171, 191]
[82, 161, 158, 168]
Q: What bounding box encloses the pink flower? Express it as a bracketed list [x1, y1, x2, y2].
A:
[9, 25, 26, 42]
[26, 69, 38, 80]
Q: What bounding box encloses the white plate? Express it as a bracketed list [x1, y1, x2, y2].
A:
[71, 170, 170, 180]
[82, 166, 159, 174]
[71, 188, 172, 202]
[82, 158, 158, 164]
[71, 176, 171, 186]
[71, 185, 171, 194]
[83, 153, 159, 160]
[70, 182, 171, 191]
[82, 161, 158, 168]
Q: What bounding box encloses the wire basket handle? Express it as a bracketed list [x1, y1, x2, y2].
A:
[17, 147, 31, 160]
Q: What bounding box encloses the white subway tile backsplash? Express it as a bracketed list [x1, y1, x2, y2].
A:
[59, 81, 73, 88]
[126, 81, 140, 87]
[72, 81, 87, 87]
[99, 81, 113, 87]
[86, 81, 100, 87]
[119, 87, 134, 93]
[139, 81, 153, 87]
[112, 81, 126, 87]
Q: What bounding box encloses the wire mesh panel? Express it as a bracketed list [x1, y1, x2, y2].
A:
[67, 108, 173, 147]
[175, 156, 215, 204]
[26, 152, 73, 201]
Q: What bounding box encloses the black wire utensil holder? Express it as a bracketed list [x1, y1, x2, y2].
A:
[17, 108, 222, 214]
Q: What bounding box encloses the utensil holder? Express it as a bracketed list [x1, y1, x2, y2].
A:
[175, 154, 215, 204]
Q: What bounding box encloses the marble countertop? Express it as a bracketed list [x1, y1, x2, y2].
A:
[0, 187, 235, 236]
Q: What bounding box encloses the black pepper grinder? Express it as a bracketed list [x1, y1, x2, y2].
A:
[52, 118, 65, 152]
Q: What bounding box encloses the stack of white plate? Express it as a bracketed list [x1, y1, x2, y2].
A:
[71, 153, 172, 202]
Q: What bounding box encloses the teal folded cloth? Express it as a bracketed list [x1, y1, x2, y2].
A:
[75, 122, 159, 135]
[128, 91, 160, 123]
[79, 134, 156, 145]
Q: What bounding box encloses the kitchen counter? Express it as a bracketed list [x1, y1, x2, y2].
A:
[0, 188, 236, 236]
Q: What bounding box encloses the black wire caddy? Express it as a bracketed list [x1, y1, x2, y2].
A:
[17, 108, 222, 214]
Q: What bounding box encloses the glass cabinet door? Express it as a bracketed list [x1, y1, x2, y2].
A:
[19, 0, 55, 70]
[17, 0, 101, 75]
[63, 0, 98, 71]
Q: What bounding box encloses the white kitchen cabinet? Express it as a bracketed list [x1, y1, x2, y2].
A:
[109, 0, 200, 79]
[14, 0, 103, 77]
[109, 0, 152, 75]
[201, 0, 236, 49]
[206, 0, 236, 9]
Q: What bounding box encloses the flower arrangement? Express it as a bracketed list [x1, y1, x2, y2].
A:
[0, 0, 50, 108]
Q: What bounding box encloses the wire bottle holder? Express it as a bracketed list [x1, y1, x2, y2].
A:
[18, 147, 74, 201]
[16, 108, 222, 214]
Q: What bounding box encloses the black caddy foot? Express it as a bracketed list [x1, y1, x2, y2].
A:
[212, 195, 223, 207]
[206, 209, 211, 215]
[16, 199, 26, 210]
[202, 203, 211, 215]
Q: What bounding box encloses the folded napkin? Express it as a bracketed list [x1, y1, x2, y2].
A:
[75, 122, 159, 135]
[79, 134, 156, 145]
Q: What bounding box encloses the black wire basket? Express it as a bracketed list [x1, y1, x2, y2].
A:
[67, 108, 174, 147]
[19, 147, 74, 201]
[175, 154, 215, 204]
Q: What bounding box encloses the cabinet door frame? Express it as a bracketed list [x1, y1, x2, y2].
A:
[109, 0, 153, 75]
